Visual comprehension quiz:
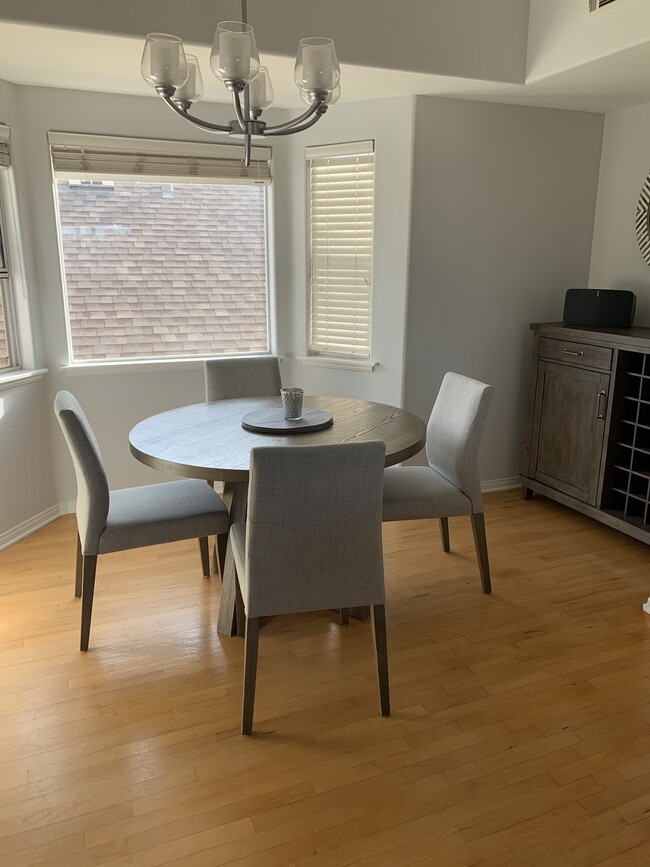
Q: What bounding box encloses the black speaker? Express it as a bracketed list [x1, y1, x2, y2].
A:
[563, 288, 636, 328]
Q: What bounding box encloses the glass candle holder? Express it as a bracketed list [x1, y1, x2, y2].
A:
[281, 387, 304, 421]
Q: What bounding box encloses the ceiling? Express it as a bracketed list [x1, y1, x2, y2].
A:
[1, 19, 650, 115]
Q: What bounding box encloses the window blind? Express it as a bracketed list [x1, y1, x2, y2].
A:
[307, 140, 375, 360]
[48, 132, 271, 185]
[0, 125, 10, 170]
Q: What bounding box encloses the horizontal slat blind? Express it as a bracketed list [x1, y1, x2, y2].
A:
[307, 141, 374, 359]
[48, 132, 271, 185]
[0, 125, 10, 169]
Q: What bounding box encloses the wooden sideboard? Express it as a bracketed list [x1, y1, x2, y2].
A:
[520, 322, 650, 544]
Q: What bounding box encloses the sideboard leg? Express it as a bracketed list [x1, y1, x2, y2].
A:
[521, 485, 534, 500]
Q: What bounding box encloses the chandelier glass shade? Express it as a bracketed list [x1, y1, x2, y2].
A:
[141, 13, 340, 167]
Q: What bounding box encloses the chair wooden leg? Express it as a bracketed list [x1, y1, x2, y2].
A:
[371, 604, 390, 717]
[439, 517, 450, 552]
[470, 512, 492, 594]
[80, 555, 98, 652]
[339, 607, 349, 626]
[216, 533, 228, 580]
[242, 616, 260, 735]
[75, 533, 83, 598]
[211, 542, 219, 575]
[199, 537, 210, 578]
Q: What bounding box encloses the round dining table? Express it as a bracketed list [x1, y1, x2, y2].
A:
[129, 395, 426, 635]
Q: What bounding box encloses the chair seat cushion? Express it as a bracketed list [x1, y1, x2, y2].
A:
[382, 466, 472, 522]
[98, 479, 230, 554]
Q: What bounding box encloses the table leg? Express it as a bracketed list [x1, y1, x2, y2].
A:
[217, 481, 248, 637]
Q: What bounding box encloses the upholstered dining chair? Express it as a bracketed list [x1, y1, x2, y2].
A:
[229, 441, 389, 735]
[382, 373, 494, 593]
[204, 356, 282, 402]
[54, 391, 230, 651]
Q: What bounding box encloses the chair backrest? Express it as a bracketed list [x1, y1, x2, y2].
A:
[426, 372, 494, 513]
[204, 357, 282, 402]
[54, 391, 109, 555]
[244, 442, 386, 618]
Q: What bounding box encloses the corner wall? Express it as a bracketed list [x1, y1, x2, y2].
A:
[589, 100, 650, 316]
[280, 96, 416, 408]
[405, 96, 604, 484]
[1, 84, 292, 526]
[0, 80, 58, 540]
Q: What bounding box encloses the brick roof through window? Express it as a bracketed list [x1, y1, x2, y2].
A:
[56, 181, 268, 361]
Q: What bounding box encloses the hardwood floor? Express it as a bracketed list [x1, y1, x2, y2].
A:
[2, 490, 650, 865]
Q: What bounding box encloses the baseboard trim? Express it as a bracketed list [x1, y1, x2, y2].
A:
[481, 477, 519, 493]
[0, 501, 75, 552]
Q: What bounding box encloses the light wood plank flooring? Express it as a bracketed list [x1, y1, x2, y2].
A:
[2, 490, 650, 866]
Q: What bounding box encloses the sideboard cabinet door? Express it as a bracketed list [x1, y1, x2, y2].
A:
[531, 361, 610, 505]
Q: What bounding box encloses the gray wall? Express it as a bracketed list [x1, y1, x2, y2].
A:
[0, 0, 529, 83]
[589, 99, 650, 320]
[0, 79, 58, 538]
[1, 84, 292, 518]
[282, 96, 416, 408]
[405, 96, 604, 483]
[0, 80, 612, 541]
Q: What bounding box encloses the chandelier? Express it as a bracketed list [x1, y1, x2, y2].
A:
[140, 3, 341, 167]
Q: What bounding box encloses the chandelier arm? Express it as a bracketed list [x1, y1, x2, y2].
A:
[232, 91, 248, 132]
[265, 109, 326, 137]
[161, 95, 232, 133]
[264, 101, 321, 134]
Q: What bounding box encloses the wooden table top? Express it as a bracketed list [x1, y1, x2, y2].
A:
[129, 395, 426, 482]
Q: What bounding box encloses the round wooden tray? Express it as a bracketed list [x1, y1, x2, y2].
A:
[241, 407, 334, 434]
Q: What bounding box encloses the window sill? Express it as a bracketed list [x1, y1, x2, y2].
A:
[296, 356, 376, 373]
[0, 368, 48, 392]
[60, 355, 282, 376]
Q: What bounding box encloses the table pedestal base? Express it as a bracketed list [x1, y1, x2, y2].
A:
[217, 481, 248, 637]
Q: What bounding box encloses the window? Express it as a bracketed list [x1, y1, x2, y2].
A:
[306, 140, 375, 361]
[0, 125, 19, 371]
[49, 133, 272, 363]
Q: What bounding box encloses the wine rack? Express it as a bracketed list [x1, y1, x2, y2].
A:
[602, 351, 650, 527]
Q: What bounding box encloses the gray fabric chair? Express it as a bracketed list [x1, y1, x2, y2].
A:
[382, 372, 494, 593]
[230, 441, 389, 735]
[204, 356, 282, 402]
[54, 391, 230, 651]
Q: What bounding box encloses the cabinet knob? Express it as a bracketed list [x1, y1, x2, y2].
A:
[562, 348, 584, 357]
[596, 390, 607, 420]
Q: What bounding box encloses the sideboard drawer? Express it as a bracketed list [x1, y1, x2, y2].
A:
[538, 337, 612, 370]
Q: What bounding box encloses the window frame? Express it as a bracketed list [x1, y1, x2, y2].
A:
[0, 147, 35, 377]
[0, 194, 20, 372]
[49, 132, 275, 367]
[305, 140, 376, 366]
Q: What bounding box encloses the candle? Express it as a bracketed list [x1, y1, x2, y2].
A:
[150, 39, 181, 87]
[248, 72, 266, 110]
[301, 44, 334, 91]
[219, 30, 251, 80]
[175, 61, 197, 101]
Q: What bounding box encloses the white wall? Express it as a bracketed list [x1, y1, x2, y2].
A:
[280, 96, 416, 408]
[589, 99, 650, 318]
[405, 96, 604, 483]
[527, 0, 650, 81]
